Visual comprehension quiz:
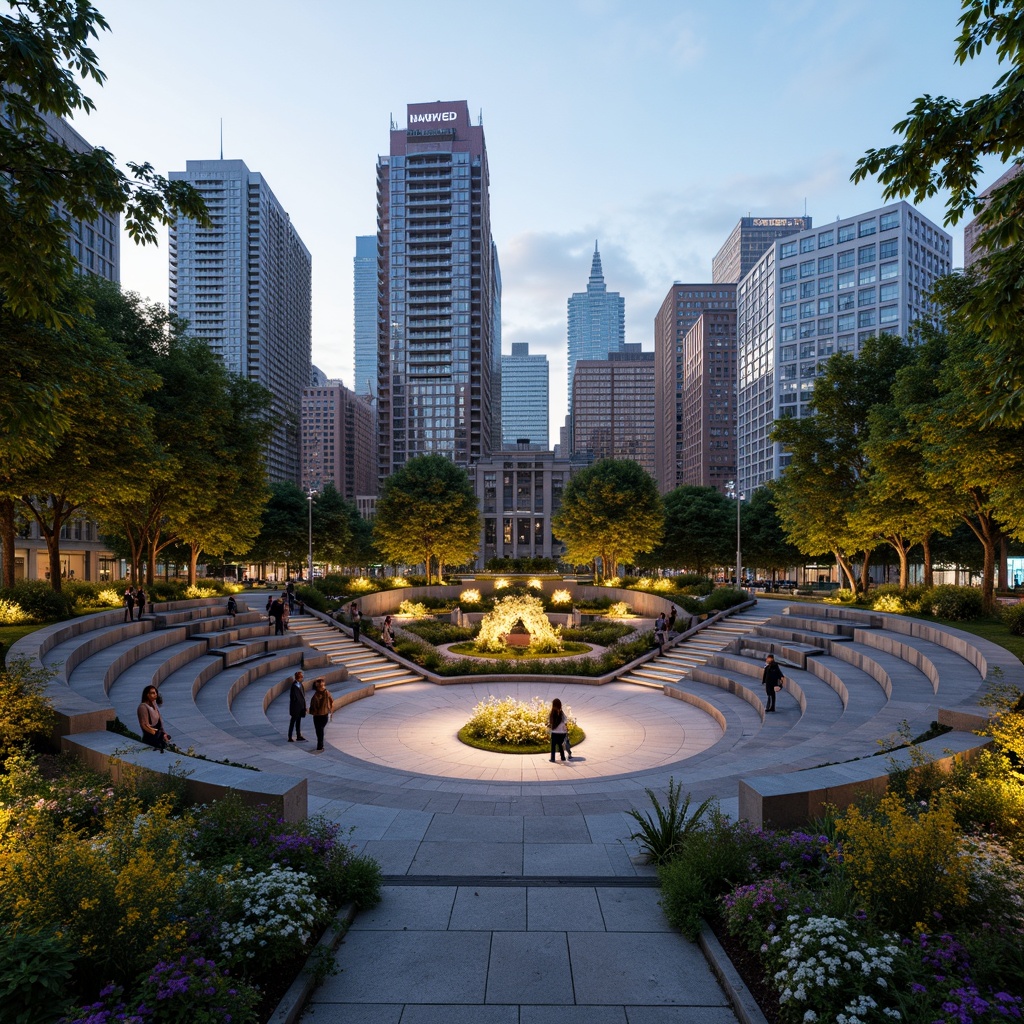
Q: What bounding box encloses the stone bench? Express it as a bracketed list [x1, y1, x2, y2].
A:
[61, 729, 307, 821]
[739, 731, 992, 828]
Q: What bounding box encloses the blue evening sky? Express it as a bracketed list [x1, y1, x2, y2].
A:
[74, 0, 1007, 438]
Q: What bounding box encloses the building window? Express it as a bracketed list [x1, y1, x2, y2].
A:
[818, 297, 833, 314]
[780, 266, 798, 283]
[858, 244, 876, 264]
[858, 287, 876, 306]
[838, 249, 855, 270]
[818, 255, 833, 274]
[879, 282, 899, 302]
[838, 224, 856, 243]
[780, 241, 798, 259]
[818, 230, 834, 248]
[801, 280, 816, 299]
[879, 238, 899, 259]
[799, 260, 815, 278]
[818, 277, 833, 295]
[780, 305, 797, 323]
[780, 285, 797, 303]
[858, 219, 877, 237]
[780, 326, 798, 342]
[818, 317, 834, 334]
[838, 271, 855, 290]
[800, 236, 816, 253]
[879, 260, 899, 281]
[838, 313, 856, 331]
[800, 321, 816, 338]
[838, 334, 855, 352]
[858, 309, 876, 328]
[879, 304, 899, 324]
[838, 293, 855, 311]
[780, 344, 797, 362]
[880, 211, 900, 231]
[858, 266, 877, 285]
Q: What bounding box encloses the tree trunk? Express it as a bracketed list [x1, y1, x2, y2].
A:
[859, 548, 873, 593]
[189, 544, 200, 586]
[999, 534, 1008, 592]
[961, 494, 1000, 612]
[0, 498, 17, 589]
[833, 548, 858, 592]
[23, 494, 75, 593]
[897, 543, 909, 590]
[921, 533, 934, 588]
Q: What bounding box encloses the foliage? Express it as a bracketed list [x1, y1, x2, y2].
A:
[0, 924, 75, 1024]
[853, 0, 1024, 426]
[475, 593, 563, 653]
[373, 455, 480, 580]
[960, 832, 1024, 928]
[552, 459, 663, 580]
[0, 580, 76, 620]
[294, 584, 328, 612]
[870, 583, 930, 614]
[742, 483, 804, 576]
[484, 556, 558, 572]
[626, 779, 715, 866]
[656, 485, 734, 574]
[401, 620, 475, 645]
[561, 622, 633, 646]
[0, 600, 29, 625]
[835, 792, 970, 929]
[702, 587, 749, 612]
[397, 599, 430, 618]
[461, 695, 573, 747]
[720, 876, 798, 954]
[460, 588, 482, 604]
[550, 588, 572, 604]
[925, 584, 986, 620]
[1001, 602, 1024, 636]
[765, 914, 904, 1024]
[0, 659, 56, 756]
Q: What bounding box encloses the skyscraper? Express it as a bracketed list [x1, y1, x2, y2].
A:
[501, 342, 549, 448]
[566, 242, 625, 412]
[169, 159, 312, 485]
[653, 283, 737, 493]
[376, 100, 498, 480]
[353, 235, 377, 400]
[737, 201, 951, 493]
[712, 216, 811, 284]
[572, 345, 656, 476]
[300, 382, 376, 501]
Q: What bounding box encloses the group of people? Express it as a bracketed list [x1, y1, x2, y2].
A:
[123, 585, 148, 622]
[287, 670, 334, 751]
[652, 607, 678, 653]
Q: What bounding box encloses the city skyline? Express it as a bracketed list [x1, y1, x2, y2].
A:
[72, 0, 1007, 442]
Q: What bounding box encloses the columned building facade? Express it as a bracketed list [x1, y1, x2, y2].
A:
[376, 100, 498, 482]
[169, 159, 312, 485]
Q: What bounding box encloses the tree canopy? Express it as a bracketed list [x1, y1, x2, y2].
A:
[373, 455, 480, 581]
[852, 0, 1024, 425]
[0, 0, 208, 326]
[656, 485, 734, 575]
[552, 459, 663, 580]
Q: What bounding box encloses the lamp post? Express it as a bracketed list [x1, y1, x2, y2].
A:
[307, 488, 314, 583]
[726, 480, 744, 590]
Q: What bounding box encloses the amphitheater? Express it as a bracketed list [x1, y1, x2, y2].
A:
[12, 587, 1023, 1021]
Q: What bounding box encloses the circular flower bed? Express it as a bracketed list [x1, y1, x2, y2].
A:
[457, 695, 585, 754]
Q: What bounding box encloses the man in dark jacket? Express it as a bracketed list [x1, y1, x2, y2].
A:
[762, 654, 785, 712]
[288, 671, 307, 741]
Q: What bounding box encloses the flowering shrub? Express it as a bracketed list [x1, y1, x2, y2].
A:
[494, 577, 510, 589]
[0, 598, 31, 624]
[527, 577, 544, 590]
[825, 588, 859, 604]
[397, 599, 430, 617]
[462, 695, 571, 746]
[460, 588, 482, 604]
[961, 833, 1024, 927]
[348, 577, 374, 592]
[217, 864, 324, 968]
[0, 660, 57, 758]
[872, 593, 912, 614]
[765, 914, 904, 1024]
[605, 601, 630, 617]
[475, 594, 563, 653]
[836, 794, 970, 929]
[551, 589, 572, 605]
[721, 877, 797, 952]
[95, 588, 125, 608]
[602, 577, 623, 588]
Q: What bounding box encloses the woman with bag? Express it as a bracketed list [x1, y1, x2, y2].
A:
[548, 698, 569, 762]
[137, 685, 171, 752]
[309, 676, 334, 752]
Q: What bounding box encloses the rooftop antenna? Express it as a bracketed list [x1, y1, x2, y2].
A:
[478, 108, 483, 126]
[804, 197, 807, 217]
[219, 118, 223, 159]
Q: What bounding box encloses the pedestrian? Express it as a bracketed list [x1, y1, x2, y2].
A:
[123, 586, 136, 622]
[226, 595, 237, 619]
[381, 615, 395, 651]
[351, 607, 361, 643]
[667, 607, 677, 636]
[309, 676, 334, 752]
[136, 587, 147, 617]
[653, 613, 666, 654]
[762, 653, 785, 713]
[137, 685, 170, 753]
[287, 670, 307, 741]
[269, 597, 285, 635]
[286, 580, 295, 612]
[281, 594, 291, 631]
[548, 698, 568, 762]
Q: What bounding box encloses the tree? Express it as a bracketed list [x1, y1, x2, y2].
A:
[741, 483, 803, 581]
[311, 483, 356, 567]
[249, 482, 308, 572]
[852, 0, 1024, 425]
[551, 459, 663, 581]
[0, 0, 208, 326]
[373, 456, 480, 581]
[656, 486, 733, 575]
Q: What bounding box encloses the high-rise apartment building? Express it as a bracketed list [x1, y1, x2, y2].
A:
[353, 235, 377, 400]
[300, 382, 376, 502]
[737, 201, 951, 493]
[501, 342, 549, 448]
[572, 345, 656, 476]
[169, 159, 312, 485]
[653, 283, 737, 493]
[712, 216, 811, 284]
[376, 100, 498, 480]
[679, 310, 739, 494]
[566, 242, 625, 412]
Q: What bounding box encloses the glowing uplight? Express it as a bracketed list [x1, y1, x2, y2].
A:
[551, 589, 572, 605]
[494, 578, 511, 590]
[527, 578, 544, 590]
[460, 588, 482, 603]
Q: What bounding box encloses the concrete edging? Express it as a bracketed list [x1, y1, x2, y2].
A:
[698, 921, 770, 1024]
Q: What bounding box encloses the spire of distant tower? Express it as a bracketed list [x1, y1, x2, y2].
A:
[588, 241, 606, 292]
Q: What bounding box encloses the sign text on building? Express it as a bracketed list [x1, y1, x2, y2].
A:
[409, 110, 459, 125]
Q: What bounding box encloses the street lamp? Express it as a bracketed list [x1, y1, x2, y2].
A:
[726, 480, 744, 590]
[307, 488, 315, 583]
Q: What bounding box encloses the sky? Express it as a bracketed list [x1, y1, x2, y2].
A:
[72, 0, 1008, 441]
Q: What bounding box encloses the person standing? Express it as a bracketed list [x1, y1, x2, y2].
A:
[762, 653, 785, 713]
[287, 670, 307, 741]
[667, 607, 677, 636]
[381, 615, 395, 651]
[548, 698, 568, 762]
[123, 586, 136, 622]
[226, 595, 237, 619]
[269, 597, 285, 635]
[309, 676, 334, 752]
[653, 613, 666, 654]
[136, 587, 147, 618]
[281, 594, 291, 631]
[137, 685, 170, 752]
[351, 607, 361, 643]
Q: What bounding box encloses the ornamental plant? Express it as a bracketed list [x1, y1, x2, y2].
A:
[475, 594, 563, 654]
[835, 793, 970, 930]
[721, 876, 797, 953]
[462, 695, 571, 746]
[460, 588, 482, 604]
[397, 599, 430, 617]
[550, 589, 572, 605]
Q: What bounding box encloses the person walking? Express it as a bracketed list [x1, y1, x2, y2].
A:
[351, 607, 361, 643]
[309, 676, 334, 752]
[381, 615, 395, 651]
[762, 653, 785, 713]
[287, 670, 307, 741]
[548, 698, 568, 762]
[269, 597, 285, 635]
[123, 586, 136, 622]
[137, 685, 170, 752]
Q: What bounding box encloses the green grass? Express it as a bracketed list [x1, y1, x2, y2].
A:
[447, 641, 592, 660]
[457, 724, 585, 754]
[0, 623, 41, 664]
[920, 613, 1024, 666]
